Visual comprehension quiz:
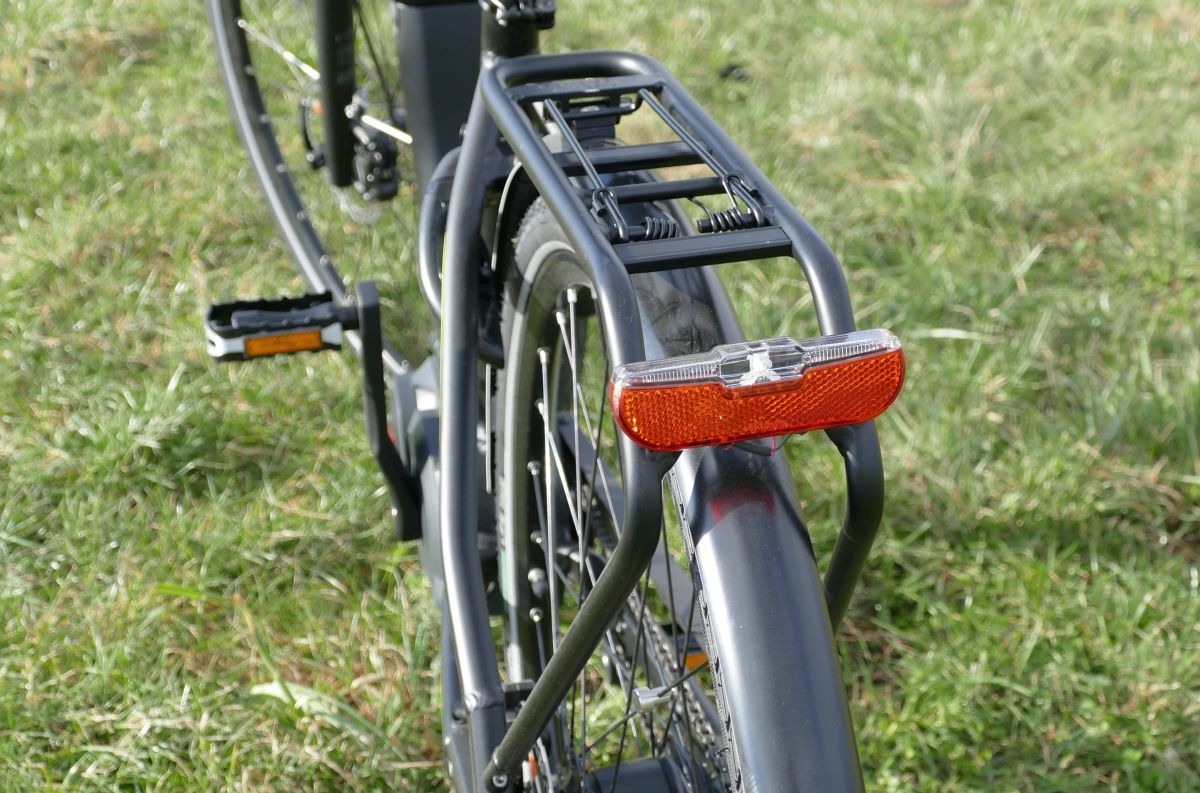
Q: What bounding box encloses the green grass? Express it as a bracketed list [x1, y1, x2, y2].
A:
[2, 0, 1197, 790]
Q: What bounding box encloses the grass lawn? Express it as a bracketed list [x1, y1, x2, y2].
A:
[2, 0, 1197, 790]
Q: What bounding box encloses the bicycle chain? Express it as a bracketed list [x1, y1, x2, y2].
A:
[648, 617, 727, 788]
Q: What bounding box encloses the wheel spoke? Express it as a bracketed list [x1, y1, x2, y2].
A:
[537, 348, 562, 654]
[360, 113, 413, 145]
[563, 289, 590, 759]
[237, 13, 319, 84]
[609, 574, 652, 793]
[352, 0, 397, 114]
[536, 398, 584, 537]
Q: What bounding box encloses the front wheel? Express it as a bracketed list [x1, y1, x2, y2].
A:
[206, 0, 411, 299]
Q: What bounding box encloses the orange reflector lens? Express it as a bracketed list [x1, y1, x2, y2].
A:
[610, 329, 905, 452]
[244, 329, 324, 358]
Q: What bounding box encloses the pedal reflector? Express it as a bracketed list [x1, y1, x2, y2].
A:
[610, 329, 904, 452]
[244, 329, 325, 358]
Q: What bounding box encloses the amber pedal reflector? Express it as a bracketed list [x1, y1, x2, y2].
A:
[244, 329, 324, 358]
[610, 330, 905, 452]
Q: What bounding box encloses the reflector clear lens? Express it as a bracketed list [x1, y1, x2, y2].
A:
[610, 329, 905, 451]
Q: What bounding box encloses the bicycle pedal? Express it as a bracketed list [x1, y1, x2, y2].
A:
[205, 291, 358, 362]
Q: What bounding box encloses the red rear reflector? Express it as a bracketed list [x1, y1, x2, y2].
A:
[610, 329, 905, 452]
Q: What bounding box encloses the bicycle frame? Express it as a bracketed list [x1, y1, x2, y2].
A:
[301, 3, 886, 790]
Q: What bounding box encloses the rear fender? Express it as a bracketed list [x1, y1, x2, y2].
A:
[647, 265, 864, 791]
[670, 446, 864, 793]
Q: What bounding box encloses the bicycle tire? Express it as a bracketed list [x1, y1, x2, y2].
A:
[206, 0, 410, 303]
[493, 198, 746, 793]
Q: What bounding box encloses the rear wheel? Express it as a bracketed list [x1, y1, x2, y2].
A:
[207, 0, 412, 302]
[493, 200, 742, 792]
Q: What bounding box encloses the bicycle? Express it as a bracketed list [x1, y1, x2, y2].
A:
[203, 1, 906, 791]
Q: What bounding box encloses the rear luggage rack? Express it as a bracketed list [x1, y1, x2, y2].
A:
[478, 51, 887, 784]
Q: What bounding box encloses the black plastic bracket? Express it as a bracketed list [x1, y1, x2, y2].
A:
[355, 281, 421, 541]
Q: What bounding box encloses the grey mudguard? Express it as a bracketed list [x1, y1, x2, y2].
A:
[670, 446, 864, 793]
[649, 266, 865, 793]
